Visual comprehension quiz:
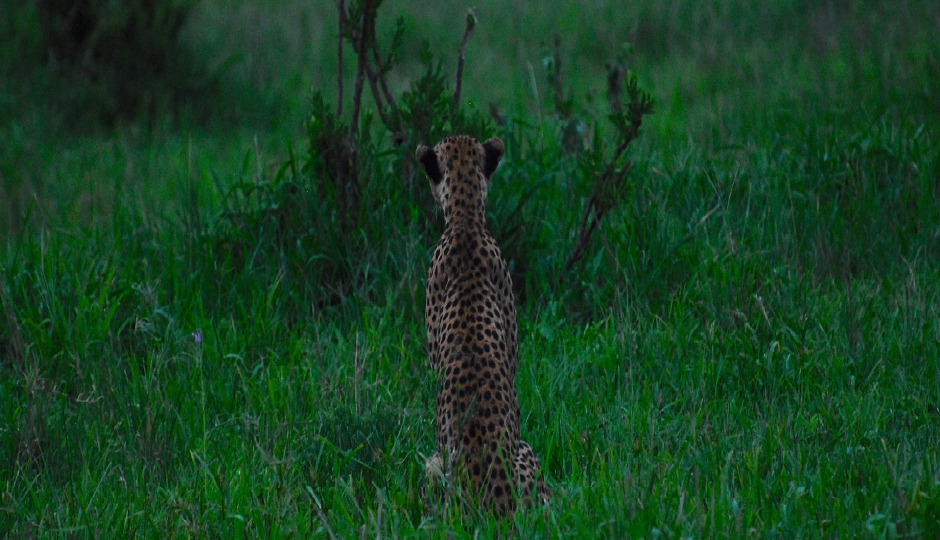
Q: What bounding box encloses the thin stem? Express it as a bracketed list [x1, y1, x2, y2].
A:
[364, 60, 392, 127]
[350, 0, 370, 132]
[335, 0, 344, 118]
[453, 10, 476, 109]
[370, 39, 399, 127]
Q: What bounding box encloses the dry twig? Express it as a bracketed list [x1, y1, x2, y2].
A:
[349, 0, 371, 131]
[560, 71, 652, 280]
[453, 10, 476, 109]
[335, 0, 344, 117]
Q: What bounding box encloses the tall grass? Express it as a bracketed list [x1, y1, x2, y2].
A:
[2, 0, 939, 536]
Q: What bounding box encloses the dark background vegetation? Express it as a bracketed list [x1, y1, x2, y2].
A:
[1, 0, 939, 536]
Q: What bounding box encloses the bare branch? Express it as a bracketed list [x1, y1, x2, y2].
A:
[562, 161, 632, 274]
[333, 0, 374, 231]
[341, 4, 401, 135]
[550, 33, 563, 109]
[370, 41, 400, 128]
[361, 9, 400, 132]
[335, 0, 344, 117]
[564, 194, 601, 274]
[559, 91, 648, 283]
[453, 10, 476, 109]
[350, 0, 371, 132]
[362, 61, 392, 127]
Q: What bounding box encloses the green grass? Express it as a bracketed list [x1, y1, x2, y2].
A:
[2, 0, 940, 537]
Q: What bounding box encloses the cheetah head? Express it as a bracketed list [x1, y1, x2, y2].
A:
[415, 135, 504, 211]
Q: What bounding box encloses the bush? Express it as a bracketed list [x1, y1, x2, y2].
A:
[34, 0, 213, 124]
[198, 2, 654, 322]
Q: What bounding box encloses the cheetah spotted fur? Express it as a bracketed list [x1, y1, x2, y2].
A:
[415, 134, 547, 517]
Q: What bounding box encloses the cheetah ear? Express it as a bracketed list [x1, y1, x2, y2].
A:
[415, 145, 443, 185]
[482, 137, 505, 178]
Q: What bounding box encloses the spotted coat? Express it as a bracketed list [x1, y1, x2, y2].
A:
[415, 135, 547, 516]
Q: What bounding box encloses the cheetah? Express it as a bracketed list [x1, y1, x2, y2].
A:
[415, 135, 548, 517]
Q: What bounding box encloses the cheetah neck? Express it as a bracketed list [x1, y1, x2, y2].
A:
[442, 203, 490, 277]
[443, 196, 486, 230]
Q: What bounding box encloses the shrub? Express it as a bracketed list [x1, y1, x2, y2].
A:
[199, 2, 653, 322]
[34, 0, 213, 124]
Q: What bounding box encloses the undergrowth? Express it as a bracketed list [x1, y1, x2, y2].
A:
[1, 0, 939, 537]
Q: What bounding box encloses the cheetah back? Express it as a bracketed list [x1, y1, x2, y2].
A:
[416, 135, 546, 515]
